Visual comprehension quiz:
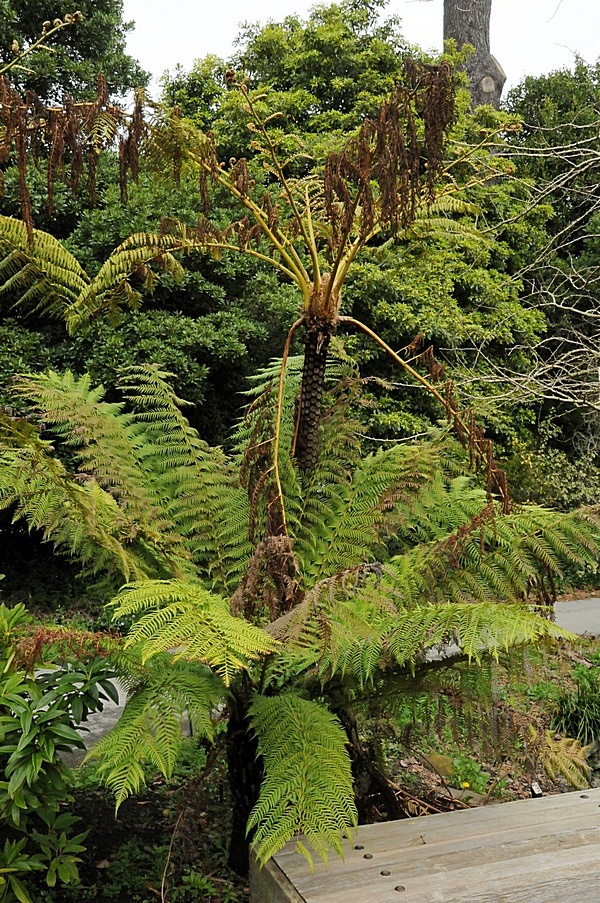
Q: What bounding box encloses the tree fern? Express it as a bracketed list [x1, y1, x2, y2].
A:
[248, 693, 357, 868]
[4, 363, 600, 874]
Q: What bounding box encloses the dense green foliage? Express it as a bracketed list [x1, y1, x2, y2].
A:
[0, 0, 149, 100]
[0, 603, 117, 901]
[498, 60, 600, 505]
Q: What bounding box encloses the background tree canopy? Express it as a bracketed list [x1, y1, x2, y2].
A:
[0, 0, 149, 100]
[0, 0, 599, 568]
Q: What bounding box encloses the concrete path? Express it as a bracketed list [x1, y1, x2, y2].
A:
[61, 679, 127, 767]
[554, 597, 600, 637]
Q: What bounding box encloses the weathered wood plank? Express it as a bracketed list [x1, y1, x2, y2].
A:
[249, 856, 304, 903]
[287, 834, 600, 902]
[252, 789, 600, 903]
[278, 791, 600, 880]
[277, 790, 600, 865]
[286, 824, 598, 890]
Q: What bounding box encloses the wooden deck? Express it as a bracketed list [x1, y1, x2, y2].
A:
[250, 788, 600, 902]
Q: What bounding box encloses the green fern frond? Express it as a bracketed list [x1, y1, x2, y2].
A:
[14, 370, 146, 497]
[539, 729, 591, 791]
[385, 496, 600, 609]
[270, 569, 573, 689]
[0, 214, 89, 310]
[0, 421, 150, 581]
[385, 602, 571, 667]
[89, 657, 223, 807]
[248, 693, 357, 868]
[118, 364, 252, 591]
[11, 369, 191, 576]
[65, 232, 185, 332]
[87, 110, 120, 150]
[426, 195, 481, 216]
[295, 439, 442, 586]
[112, 580, 278, 684]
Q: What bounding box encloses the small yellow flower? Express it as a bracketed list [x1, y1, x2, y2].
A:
[462, 781, 470, 789]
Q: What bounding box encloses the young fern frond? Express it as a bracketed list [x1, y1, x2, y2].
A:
[248, 693, 357, 868]
[112, 580, 278, 685]
[538, 730, 591, 791]
[89, 657, 224, 807]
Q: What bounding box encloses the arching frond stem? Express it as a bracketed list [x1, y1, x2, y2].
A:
[182, 237, 300, 284]
[338, 316, 509, 511]
[241, 85, 318, 289]
[186, 149, 310, 297]
[304, 182, 321, 289]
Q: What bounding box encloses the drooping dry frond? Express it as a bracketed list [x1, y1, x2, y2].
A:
[323, 60, 456, 265]
[0, 72, 145, 235]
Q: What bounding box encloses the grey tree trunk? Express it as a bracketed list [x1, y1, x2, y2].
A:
[443, 0, 505, 108]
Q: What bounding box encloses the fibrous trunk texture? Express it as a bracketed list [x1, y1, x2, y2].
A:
[295, 325, 332, 472]
[225, 698, 262, 876]
[444, 0, 505, 109]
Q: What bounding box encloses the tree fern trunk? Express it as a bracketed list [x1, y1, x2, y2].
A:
[225, 697, 262, 876]
[294, 325, 332, 472]
[335, 704, 406, 823]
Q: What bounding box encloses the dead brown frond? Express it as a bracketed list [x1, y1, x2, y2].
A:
[439, 500, 497, 569]
[322, 60, 456, 267]
[15, 624, 118, 672]
[0, 72, 146, 232]
[231, 534, 302, 621]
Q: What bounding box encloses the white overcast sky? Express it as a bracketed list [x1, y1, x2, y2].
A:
[122, 0, 600, 96]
